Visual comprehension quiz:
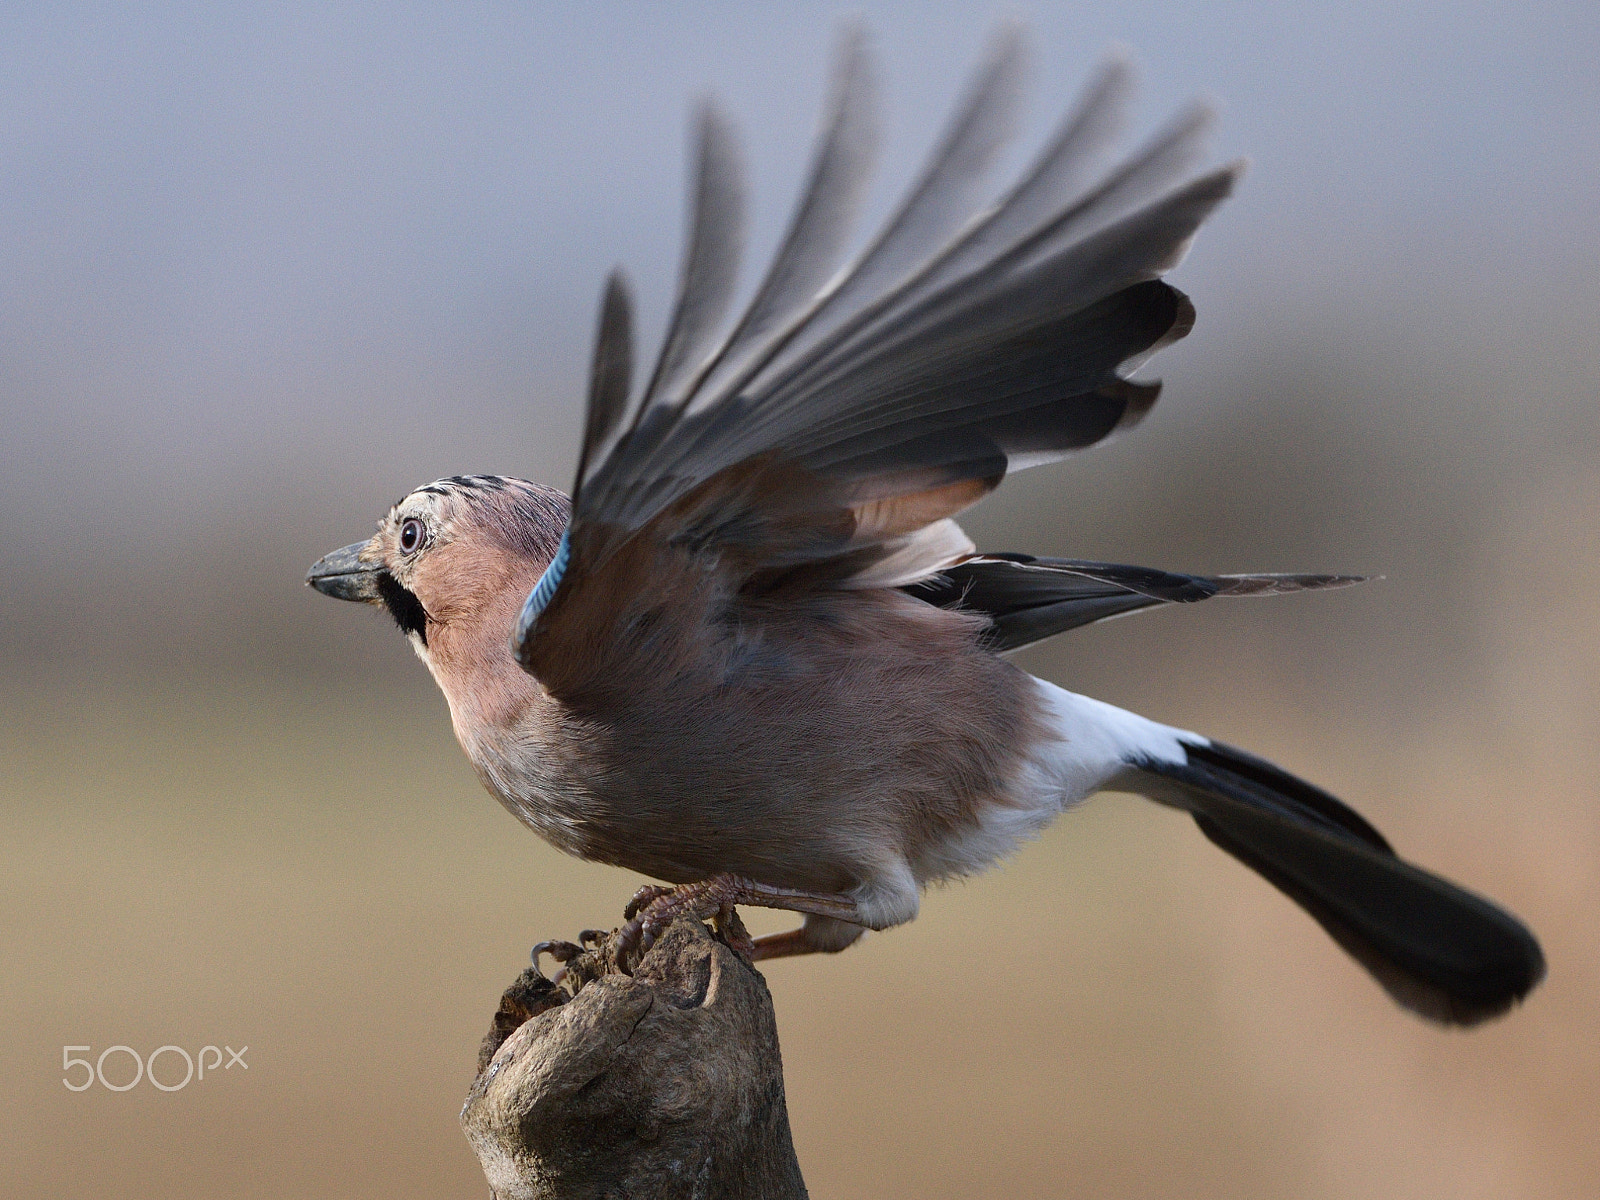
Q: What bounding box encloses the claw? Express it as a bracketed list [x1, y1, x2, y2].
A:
[530, 939, 583, 978]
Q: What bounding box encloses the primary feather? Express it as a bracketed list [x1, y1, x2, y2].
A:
[516, 31, 1236, 657]
[909, 555, 1367, 651]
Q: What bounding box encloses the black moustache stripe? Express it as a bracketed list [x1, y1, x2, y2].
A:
[377, 572, 429, 644]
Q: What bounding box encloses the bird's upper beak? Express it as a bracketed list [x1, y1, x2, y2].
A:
[306, 541, 383, 603]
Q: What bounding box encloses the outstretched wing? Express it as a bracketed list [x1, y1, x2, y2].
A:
[515, 25, 1239, 677]
[908, 555, 1366, 652]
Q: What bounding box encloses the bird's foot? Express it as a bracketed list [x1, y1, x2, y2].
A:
[616, 876, 745, 966]
[614, 874, 858, 971]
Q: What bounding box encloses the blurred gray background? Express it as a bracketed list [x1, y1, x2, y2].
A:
[4, 4, 1597, 1198]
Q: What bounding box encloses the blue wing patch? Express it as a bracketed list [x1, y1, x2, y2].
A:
[512, 529, 571, 654]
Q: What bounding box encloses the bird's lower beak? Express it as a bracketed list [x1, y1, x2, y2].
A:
[306, 541, 383, 602]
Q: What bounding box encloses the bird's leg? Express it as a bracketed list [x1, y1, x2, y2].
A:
[750, 914, 867, 961]
[616, 873, 859, 964]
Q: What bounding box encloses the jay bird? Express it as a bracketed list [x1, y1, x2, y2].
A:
[308, 28, 1543, 1024]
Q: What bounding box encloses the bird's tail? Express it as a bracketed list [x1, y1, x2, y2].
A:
[1039, 684, 1546, 1025]
[1129, 739, 1546, 1024]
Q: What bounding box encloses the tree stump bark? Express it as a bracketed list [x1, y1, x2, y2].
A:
[460, 918, 808, 1199]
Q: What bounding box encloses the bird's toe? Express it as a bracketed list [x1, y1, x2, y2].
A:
[623, 884, 674, 921]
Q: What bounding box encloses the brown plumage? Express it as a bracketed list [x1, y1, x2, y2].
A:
[308, 29, 1543, 1025]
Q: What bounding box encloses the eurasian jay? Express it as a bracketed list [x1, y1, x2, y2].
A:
[309, 28, 1543, 1024]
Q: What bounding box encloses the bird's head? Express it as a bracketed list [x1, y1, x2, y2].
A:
[307, 474, 569, 666]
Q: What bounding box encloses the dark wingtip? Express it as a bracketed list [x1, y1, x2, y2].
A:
[1212, 572, 1371, 597]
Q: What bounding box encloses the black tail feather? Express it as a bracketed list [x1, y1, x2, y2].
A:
[1137, 740, 1545, 1026]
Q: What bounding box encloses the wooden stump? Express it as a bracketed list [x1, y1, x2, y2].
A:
[460, 918, 808, 1199]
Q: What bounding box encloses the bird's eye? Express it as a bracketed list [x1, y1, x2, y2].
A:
[398, 518, 425, 555]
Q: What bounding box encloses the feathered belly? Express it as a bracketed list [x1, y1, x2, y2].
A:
[466, 612, 1058, 894]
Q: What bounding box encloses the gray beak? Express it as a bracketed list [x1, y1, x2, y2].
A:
[306, 541, 383, 602]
